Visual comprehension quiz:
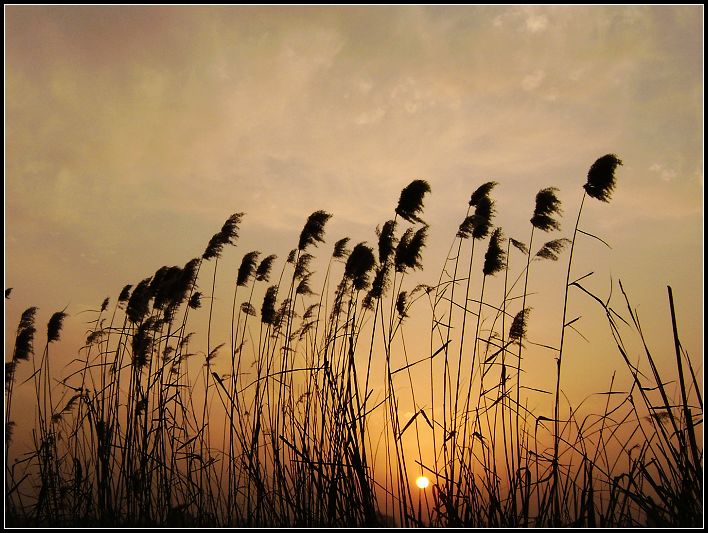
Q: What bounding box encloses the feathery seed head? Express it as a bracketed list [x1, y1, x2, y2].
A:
[483, 228, 506, 276]
[395, 226, 427, 272]
[18, 307, 38, 331]
[510, 238, 529, 255]
[118, 284, 132, 303]
[237, 251, 261, 287]
[152, 266, 182, 310]
[132, 316, 158, 369]
[126, 278, 153, 324]
[531, 187, 563, 232]
[241, 302, 257, 317]
[261, 286, 278, 325]
[472, 195, 495, 240]
[47, 311, 69, 343]
[298, 210, 332, 251]
[14, 307, 38, 362]
[256, 254, 277, 282]
[5, 361, 17, 391]
[376, 220, 398, 265]
[395, 180, 431, 224]
[188, 292, 202, 309]
[203, 212, 244, 260]
[509, 308, 532, 342]
[368, 264, 391, 301]
[333, 238, 351, 259]
[469, 181, 498, 207]
[294, 253, 314, 280]
[584, 154, 622, 202]
[536, 238, 571, 261]
[345, 243, 377, 291]
[396, 291, 408, 318]
[296, 274, 316, 296]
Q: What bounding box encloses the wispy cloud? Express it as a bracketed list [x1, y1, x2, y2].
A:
[649, 163, 678, 182]
[522, 70, 546, 91]
[5, 5, 702, 324]
[525, 14, 548, 33]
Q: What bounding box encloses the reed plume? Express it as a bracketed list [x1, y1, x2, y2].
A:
[180, 258, 201, 292]
[241, 302, 257, 317]
[457, 216, 475, 239]
[126, 278, 153, 324]
[298, 210, 332, 251]
[203, 213, 245, 260]
[509, 308, 531, 343]
[469, 181, 498, 207]
[483, 228, 506, 276]
[296, 274, 315, 296]
[256, 254, 277, 281]
[368, 265, 391, 301]
[189, 292, 202, 309]
[6, 307, 38, 456]
[237, 251, 261, 287]
[303, 303, 319, 321]
[471, 195, 495, 239]
[132, 316, 158, 369]
[294, 253, 315, 280]
[396, 291, 408, 318]
[14, 307, 38, 361]
[530, 187, 562, 232]
[261, 286, 278, 325]
[151, 266, 181, 310]
[376, 220, 398, 264]
[459, 193, 496, 240]
[5, 362, 17, 392]
[395, 179, 431, 223]
[47, 311, 68, 343]
[365, 220, 397, 303]
[333, 238, 351, 259]
[344, 243, 377, 291]
[509, 238, 529, 254]
[584, 154, 622, 202]
[395, 226, 427, 272]
[118, 284, 132, 303]
[535, 238, 571, 261]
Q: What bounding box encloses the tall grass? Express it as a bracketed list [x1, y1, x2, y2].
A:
[4, 155, 702, 527]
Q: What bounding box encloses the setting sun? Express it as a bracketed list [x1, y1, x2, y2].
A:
[415, 476, 430, 490]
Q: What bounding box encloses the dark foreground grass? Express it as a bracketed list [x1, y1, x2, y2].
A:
[5, 155, 702, 527]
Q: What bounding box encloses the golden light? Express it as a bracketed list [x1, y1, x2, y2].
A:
[415, 476, 430, 489]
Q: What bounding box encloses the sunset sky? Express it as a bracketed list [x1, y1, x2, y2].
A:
[5, 6, 703, 416]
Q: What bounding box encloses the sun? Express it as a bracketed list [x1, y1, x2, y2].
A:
[415, 476, 430, 489]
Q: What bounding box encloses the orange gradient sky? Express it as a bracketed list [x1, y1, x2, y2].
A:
[5, 6, 703, 448]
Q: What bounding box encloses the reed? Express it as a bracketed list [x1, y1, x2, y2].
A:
[4, 154, 701, 528]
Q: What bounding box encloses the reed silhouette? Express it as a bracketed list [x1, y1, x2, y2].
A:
[4, 155, 702, 527]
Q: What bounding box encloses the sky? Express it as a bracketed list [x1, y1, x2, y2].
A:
[5, 6, 703, 441]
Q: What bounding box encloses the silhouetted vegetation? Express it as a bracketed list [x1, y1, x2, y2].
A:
[4, 155, 702, 527]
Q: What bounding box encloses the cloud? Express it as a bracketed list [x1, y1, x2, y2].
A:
[491, 8, 548, 33]
[525, 14, 548, 33]
[522, 70, 546, 91]
[5, 6, 703, 325]
[649, 163, 678, 182]
[355, 107, 386, 125]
